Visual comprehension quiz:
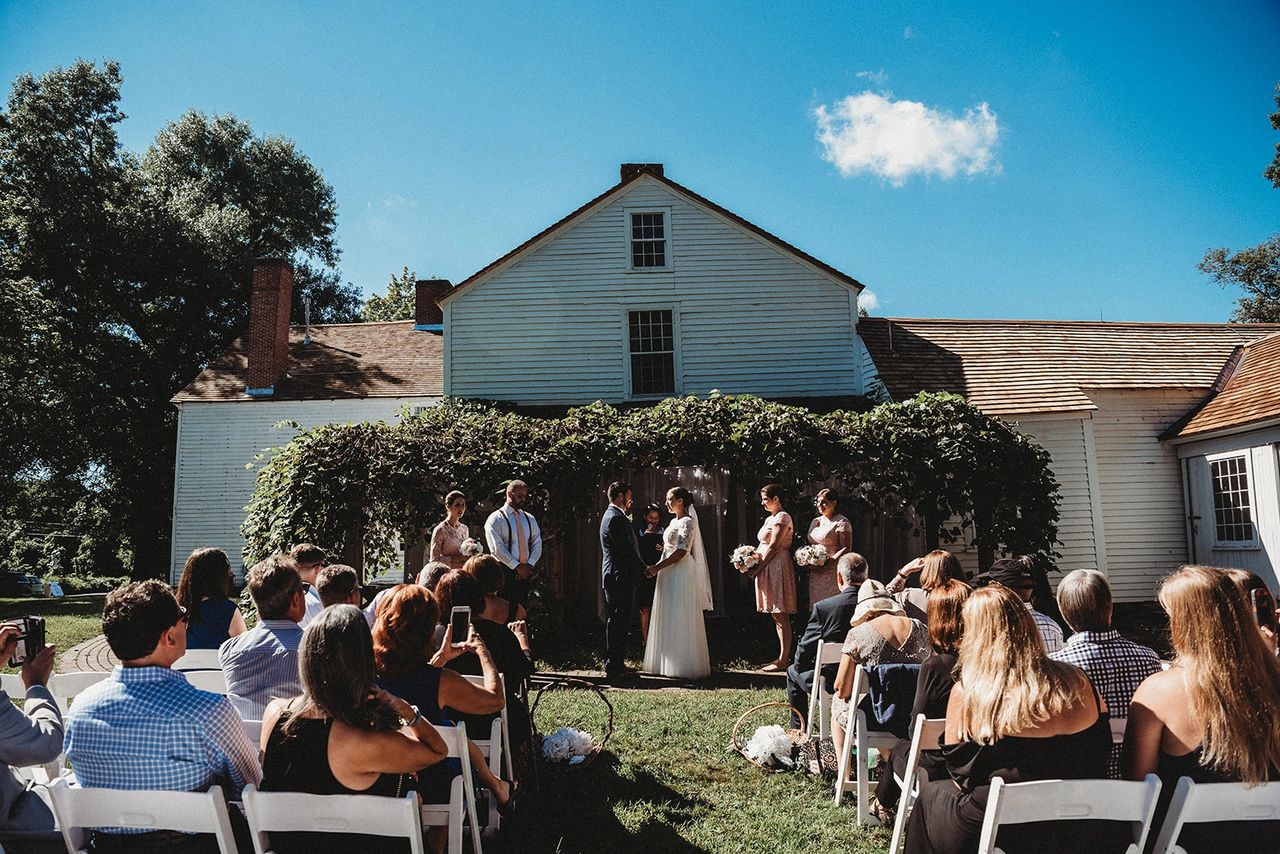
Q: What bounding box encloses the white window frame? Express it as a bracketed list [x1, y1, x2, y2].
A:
[622, 305, 682, 399]
[1206, 451, 1260, 549]
[624, 207, 673, 272]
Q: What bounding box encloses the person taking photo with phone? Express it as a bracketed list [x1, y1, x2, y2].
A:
[0, 622, 60, 834]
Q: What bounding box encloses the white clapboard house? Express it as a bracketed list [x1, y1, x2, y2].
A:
[172, 162, 1280, 600]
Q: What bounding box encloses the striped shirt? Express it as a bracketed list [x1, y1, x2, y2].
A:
[1052, 628, 1162, 777]
[1026, 602, 1065, 654]
[300, 586, 324, 628]
[65, 665, 260, 832]
[218, 620, 304, 719]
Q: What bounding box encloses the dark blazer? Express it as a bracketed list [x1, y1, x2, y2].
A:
[792, 587, 860, 692]
[600, 505, 646, 582]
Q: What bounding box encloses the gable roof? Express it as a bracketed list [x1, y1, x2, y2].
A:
[439, 167, 864, 304]
[859, 317, 1280, 418]
[1167, 332, 1280, 440]
[172, 321, 443, 403]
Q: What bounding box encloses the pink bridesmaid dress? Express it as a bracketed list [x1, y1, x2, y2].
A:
[806, 513, 853, 603]
[755, 511, 796, 614]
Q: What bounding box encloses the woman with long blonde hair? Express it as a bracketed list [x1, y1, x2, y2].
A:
[1124, 565, 1280, 851]
[905, 585, 1110, 854]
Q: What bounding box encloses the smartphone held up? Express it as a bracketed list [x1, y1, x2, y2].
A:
[4, 616, 46, 667]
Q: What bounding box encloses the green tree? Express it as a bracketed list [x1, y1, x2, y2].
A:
[0, 60, 360, 578]
[362, 266, 417, 322]
[1201, 82, 1280, 322]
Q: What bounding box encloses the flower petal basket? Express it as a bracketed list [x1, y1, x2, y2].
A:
[730, 701, 812, 774]
[529, 675, 615, 770]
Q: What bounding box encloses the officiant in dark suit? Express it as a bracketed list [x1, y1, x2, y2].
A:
[786, 553, 867, 727]
[601, 481, 646, 679]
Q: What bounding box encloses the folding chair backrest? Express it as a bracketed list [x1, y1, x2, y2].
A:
[808, 640, 845, 738]
[47, 779, 238, 854]
[1109, 715, 1128, 745]
[173, 649, 223, 671]
[184, 669, 229, 694]
[243, 719, 263, 748]
[977, 775, 1162, 854]
[48, 671, 109, 713]
[1150, 777, 1280, 854]
[242, 784, 425, 854]
[890, 714, 948, 853]
[0, 673, 24, 699]
[418, 723, 484, 854]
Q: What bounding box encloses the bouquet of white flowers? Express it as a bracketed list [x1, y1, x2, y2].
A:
[742, 724, 796, 770]
[459, 538, 485, 557]
[794, 544, 828, 568]
[731, 545, 762, 577]
[540, 726, 595, 765]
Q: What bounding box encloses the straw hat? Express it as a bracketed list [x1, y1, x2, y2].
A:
[849, 578, 906, 627]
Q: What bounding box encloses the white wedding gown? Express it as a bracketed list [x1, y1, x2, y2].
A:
[643, 513, 712, 680]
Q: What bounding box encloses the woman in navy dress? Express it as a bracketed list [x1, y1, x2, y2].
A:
[176, 547, 246, 649]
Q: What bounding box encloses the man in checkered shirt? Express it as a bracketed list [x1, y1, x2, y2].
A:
[1050, 569, 1162, 778]
[978, 557, 1066, 654]
[65, 580, 260, 847]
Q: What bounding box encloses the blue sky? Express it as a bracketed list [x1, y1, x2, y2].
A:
[2, 0, 1277, 321]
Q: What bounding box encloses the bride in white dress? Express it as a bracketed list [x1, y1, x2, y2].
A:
[642, 486, 712, 680]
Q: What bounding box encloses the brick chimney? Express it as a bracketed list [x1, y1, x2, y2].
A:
[414, 279, 451, 331]
[620, 163, 664, 182]
[245, 258, 293, 396]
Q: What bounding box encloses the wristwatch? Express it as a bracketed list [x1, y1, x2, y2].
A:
[404, 705, 422, 728]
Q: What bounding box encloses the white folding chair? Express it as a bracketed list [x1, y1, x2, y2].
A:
[806, 639, 845, 740]
[47, 671, 109, 715]
[460, 675, 506, 832]
[173, 649, 223, 671]
[243, 785, 425, 854]
[0, 673, 25, 698]
[242, 719, 263, 748]
[184, 669, 229, 694]
[1109, 715, 1128, 745]
[834, 664, 901, 825]
[462, 674, 514, 777]
[1150, 777, 1280, 854]
[47, 778, 238, 854]
[977, 774, 1163, 854]
[889, 714, 948, 853]
[420, 722, 484, 854]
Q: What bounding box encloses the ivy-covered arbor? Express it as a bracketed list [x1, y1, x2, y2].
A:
[242, 392, 1061, 612]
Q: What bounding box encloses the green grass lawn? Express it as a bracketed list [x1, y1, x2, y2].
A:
[498, 686, 887, 853]
[0, 595, 106, 672]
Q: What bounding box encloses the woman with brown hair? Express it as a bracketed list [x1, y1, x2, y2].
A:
[176, 547, 246, 649]
[1124, 565, 1280, 851]
[466, 553, 528, 626]
[805, 488, 853, 603]
[905, 585, 1110, 854]
[886, 549, 963, 623]
[755, 483, 797, 671]
[428, 490, 471, 571]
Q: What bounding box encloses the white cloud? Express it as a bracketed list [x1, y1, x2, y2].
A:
[857, 289, 880, 312]
[813, 91, 1001, 185]
[855, 69, 889, 87]
[903, 26, 913, 39]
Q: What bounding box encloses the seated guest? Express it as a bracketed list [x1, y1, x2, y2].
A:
[873, 578, 971, 823]
[831, 579, 932, 760]
[176, 547, 246, 649]
[1124, 565, 1280, 853]
[65, 581, 260, 851]
[466, 554, 528, 625]
[417, 560, 452, 592]
[785, 552, 865, 728]
[905, 585, 1110, 854]
[373, 585, 515, 813]
[1224, 567, 1280, 654]
[1051, 569, 1160, 778]
[316, 563, 361, 608]
[887, 549, 963, 622]
[976, 556, 1064, 654]
[260, 605, 449, 854]
[0, 624, 60, 834]
[289, 543, 327, 627]
[219, 556, 305, 719]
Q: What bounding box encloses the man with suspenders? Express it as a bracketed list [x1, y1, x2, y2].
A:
[483, 479, 542, 607]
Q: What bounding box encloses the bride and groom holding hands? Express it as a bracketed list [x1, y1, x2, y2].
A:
[600, 481, 712, 681]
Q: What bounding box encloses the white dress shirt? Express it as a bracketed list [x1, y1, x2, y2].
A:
[484, 504, 542, 569]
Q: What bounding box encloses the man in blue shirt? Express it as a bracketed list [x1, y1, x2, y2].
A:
[65, 580, 260, 844]
[219, 555, 306, 719]
[289, 543, 326, 628]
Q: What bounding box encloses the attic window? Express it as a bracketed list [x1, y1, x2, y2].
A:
[630, 211, 668, 269]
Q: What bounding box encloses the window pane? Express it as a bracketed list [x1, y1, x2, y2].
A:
[627, 309, 675, 395]
[1210, 456, 1255, 543]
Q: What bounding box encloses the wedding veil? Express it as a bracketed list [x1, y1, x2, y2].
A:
[688, 505, 714, 612]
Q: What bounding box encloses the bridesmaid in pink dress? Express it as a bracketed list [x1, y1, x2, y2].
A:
[428, 490, 470, 570]
[756, 483, 797, 671]
[806, 488, 853, 603]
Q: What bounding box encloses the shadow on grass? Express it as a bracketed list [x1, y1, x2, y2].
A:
[494, 752, 711, 853]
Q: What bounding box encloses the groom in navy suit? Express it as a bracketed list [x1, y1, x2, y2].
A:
[600, 481, 646, 679]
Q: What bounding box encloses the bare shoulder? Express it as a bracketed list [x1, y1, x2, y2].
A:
[1131, 665, 1181, 704]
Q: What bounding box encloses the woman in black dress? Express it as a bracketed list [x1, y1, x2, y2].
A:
[634, 503, 664, 644]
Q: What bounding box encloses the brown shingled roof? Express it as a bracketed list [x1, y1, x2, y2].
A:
[1170, 332, 1280, 440]
[172, 321, 443, 402]
[859, 317, 1280, 417]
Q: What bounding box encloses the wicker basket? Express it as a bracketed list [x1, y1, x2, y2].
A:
[529, 675, 614, 769]
[731, 701, 812, 773]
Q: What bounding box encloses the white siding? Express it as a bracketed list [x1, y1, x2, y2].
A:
[1089, 389, 1206, 601]
[445, 176, 863, 404]
[170, 398, 438, 584]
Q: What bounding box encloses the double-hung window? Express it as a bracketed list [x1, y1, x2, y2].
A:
[628, 309, 676, 396]
[629, 211, 669, 269]
[1209, 453, 1257, 547]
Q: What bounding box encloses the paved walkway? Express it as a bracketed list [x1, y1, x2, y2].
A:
[60, 634, 117, 673]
